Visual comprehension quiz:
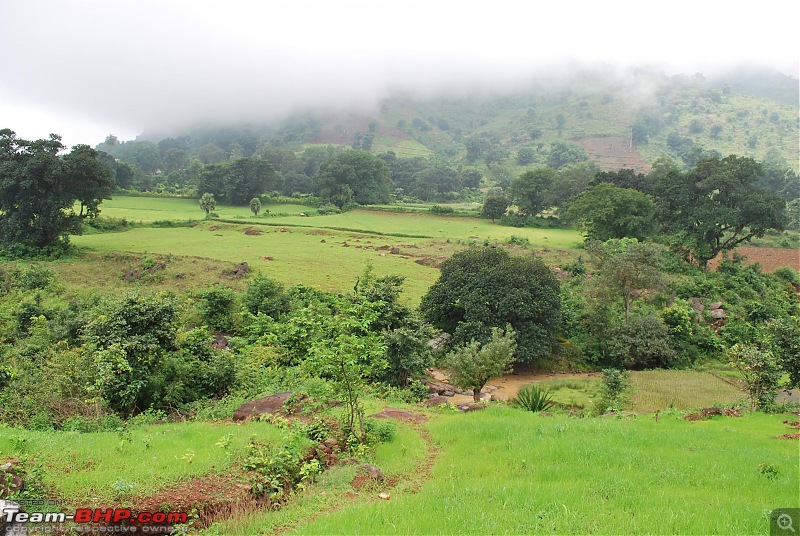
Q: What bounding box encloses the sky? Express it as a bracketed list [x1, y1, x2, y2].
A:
[1, 0, 797, 148]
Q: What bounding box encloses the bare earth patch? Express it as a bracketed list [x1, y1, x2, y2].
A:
[708, 247, 800, 272]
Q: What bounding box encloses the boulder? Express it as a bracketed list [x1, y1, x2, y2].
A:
[359, 463, 384, 481]
[427, 381, 456, 396]
[232, 392, 293, 421]
[710, 308, 726, 320]
[424, 396, 450, 407]
[689, 297, 704, 313]
[459, 404, 486, 413]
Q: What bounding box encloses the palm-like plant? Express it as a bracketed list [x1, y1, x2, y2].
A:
[512, 384, 556, 412]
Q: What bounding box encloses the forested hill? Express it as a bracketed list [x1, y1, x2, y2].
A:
[99, 67, 798, 177]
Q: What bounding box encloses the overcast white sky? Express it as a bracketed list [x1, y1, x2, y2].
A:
[1, 0, 797, 148]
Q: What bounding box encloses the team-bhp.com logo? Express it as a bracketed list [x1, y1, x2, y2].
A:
[2, 504, 188, 534]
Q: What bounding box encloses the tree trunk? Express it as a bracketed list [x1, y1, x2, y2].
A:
[473, 388, 481, 402]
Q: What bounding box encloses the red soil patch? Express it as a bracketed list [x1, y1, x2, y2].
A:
[776, 433, 800, 440]
[708, 247, 800, 272]
[572, 137, 650, 173]
[131, 472, 257, 530]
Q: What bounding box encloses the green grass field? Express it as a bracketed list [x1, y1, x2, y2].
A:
[71, 224, 443, 303]
[90, 196, 317, 223]
[631, 370, 746, 413]
[68, 197, 583, 303]
[264, 209, 582, 247]
[222, 408, 798, 535]
[0, 420, 287, 503]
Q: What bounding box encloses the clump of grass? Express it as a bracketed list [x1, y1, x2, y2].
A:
[511, 384, 556, 412]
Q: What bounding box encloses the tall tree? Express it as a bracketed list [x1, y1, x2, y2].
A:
[509, 168, 555, 217]
[315, 150, 392, 206]
[481, 195, 509, 222]
[0, 129, 114, 251]
[586, 239, 665, 322]
[420, 247, 560, 363]
[652, 156, 786, 268]
[563, 183, 655, 241]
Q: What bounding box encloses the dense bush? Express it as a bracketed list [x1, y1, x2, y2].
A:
[605, 314, 678, 369]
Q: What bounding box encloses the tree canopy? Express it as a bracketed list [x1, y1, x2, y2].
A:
[420, 247, 560, 363]
[0, 129, 114, 252]
[563, 183, 656, 241]
[509, 168, 555, 217]
[652, 156, 786, 268]
[315, 150, 392, 206]
[197, 157, 275, 205]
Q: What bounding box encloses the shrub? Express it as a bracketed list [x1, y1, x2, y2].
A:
[196, 286, 237, 332]
[243, 438, 321, 502]
[594, 368, 631, 414]
[430, 205, 455, 214]
[512, 384, 556, 412]
[605, 314, 679, 369]
[244, 274, 291, 319]
[317, 202, 341, 215]
[364, 418, 396, 443]
[772, 266, 800, 286]
[728, 343, 781, 411]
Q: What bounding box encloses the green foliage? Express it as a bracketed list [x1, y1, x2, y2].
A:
[445, 326, 516, 401]
[383, 315, 435, 387]
[765, 317, 800, 390]
[547, 141, 589, 169]
[244, 274, 290, 319]
[605, 314, 679, 369]
[315, 150, 392, 206]
[587, 239, 665, 322]
[0, 130, 114, 252]
[481, 195, 509, 222]
[421, 247, 560, 364]
[595, 368, 632, 414]
[243, 435, 321, 502]
[196, 286, 237, 332]
[303, 301, 388, 441]
[771, 265, 800, 286]
[199, 192, 216, 216]
[83, 292, 178, 414]
[728, 343, 781, 410]
[363, 417, 396, 443]
[563, 183, 655, 241]
[652, 156, 787, 268]
[198, 157, 276, 205]
[249, 197, 262, 215]
[429, 204, 455, 214]
[509, 168, 554, 216]
[512, 384, 556, 412]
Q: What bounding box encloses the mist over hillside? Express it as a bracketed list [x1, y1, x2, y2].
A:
[126, 66, 798, 175]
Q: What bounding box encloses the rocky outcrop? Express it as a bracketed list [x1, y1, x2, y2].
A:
[232, 392, 294, 421]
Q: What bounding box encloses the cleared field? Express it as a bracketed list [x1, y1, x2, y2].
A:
[631, 370, 745, 413]
[266, 209, 583, 248]
[71, 224, 446, 303]
[71, 198, 583, 302]
[92, 196, 316, 222]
